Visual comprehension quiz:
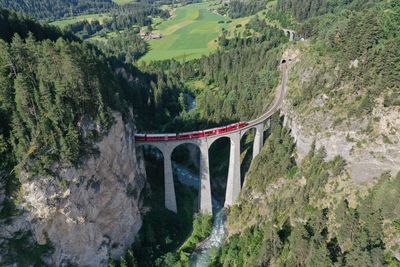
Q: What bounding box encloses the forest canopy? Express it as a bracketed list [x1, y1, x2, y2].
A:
[0, 0, 115, 20]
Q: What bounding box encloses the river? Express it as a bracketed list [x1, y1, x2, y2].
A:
[173, 163, 227, 267]
[185, 93, 196, 112]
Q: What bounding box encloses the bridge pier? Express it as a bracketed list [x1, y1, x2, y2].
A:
[253, 124, 264, 159]
[164, 149, 177, 213]
[199, 142, 212, 213]
[225, 132, 241, 207]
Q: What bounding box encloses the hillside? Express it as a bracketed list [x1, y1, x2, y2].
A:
[211, 117, 400, 266]
[0, 8, 185, 265]
[283, 0, 400, 181]
[0, 0, 115, 20]
[210, 0, 400, 266]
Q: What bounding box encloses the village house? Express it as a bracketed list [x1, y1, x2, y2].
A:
[139, 31, 162, 39]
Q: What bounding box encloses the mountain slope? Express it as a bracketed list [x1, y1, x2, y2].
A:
[0, 9, 147, 266]
[211, 0, 400, 266]
[0, 0, 115, 20]
[283, 0, 400, 181]
[211, 117, 400, 266]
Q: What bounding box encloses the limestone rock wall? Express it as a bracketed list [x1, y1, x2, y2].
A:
[20, 113, 146, 266]
[283, 102, 400, 182]
[281, 46, 400, 182]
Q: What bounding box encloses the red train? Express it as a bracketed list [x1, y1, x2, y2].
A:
[135, 121, 249, 141]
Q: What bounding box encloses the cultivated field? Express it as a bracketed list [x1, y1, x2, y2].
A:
[140, 3, 229, 62]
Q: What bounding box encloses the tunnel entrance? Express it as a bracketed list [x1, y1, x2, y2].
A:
[282, 59, 287, 64]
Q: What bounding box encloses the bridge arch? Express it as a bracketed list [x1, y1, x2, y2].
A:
[171, 143, 201, 187]
[136, 143, 177, 212]
[170, 143, 202, 212]
[208, 137, 231, 205]
[239, 123, 265, 185]
[206, 134, 228, 149]
[170, 140, 199, 152]
[136, 143, 165, 157]
[240, 126, 254, 138]
[240, 127, 256, 186]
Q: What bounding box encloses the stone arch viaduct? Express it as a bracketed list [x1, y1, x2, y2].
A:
[136, 61, 290, 215]
[283, 28, 296, 41]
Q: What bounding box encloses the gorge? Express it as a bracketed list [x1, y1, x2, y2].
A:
[0, 0, 399, 266]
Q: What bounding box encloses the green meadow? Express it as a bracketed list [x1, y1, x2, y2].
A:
[49, 2, 273, 62]
[140, 3, 229, 62]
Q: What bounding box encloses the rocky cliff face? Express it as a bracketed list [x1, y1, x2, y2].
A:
[282, 102, 400, 182]
[15, 113, 146, 266]
[281, 46, 400, 182]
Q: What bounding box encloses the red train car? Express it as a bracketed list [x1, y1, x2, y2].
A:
[178, 131, 205, 140]
[145, 133, 177, 141]
[238, 121, 249, 128]
[166, 134, 177, 140]
[135, 133, 146, 141]
[217, 126, 228, 134]
[211, 121, 248, 135]
[226, 123, 239, 131]
[204, 127, 220, 137]
[135, 121, 249, 141]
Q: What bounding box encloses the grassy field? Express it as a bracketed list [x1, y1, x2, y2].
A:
[50, 13, 109, 28]
[140, 3, 229, 62]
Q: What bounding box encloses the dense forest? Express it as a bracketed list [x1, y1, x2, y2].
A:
[218, 16, 288, 49]
[218, 0, 267, 19]
[286, 0, 400, 120]
[0, 36, 115, 171]
[93, 29, 148, 63]
[0, 8, 78, 43]
[276, 0, 381, 20]
[0, 0, 115, 20]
